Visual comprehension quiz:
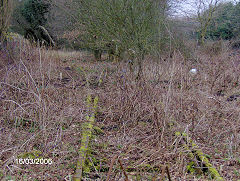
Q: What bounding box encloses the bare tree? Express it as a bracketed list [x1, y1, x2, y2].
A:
[71, 0, 167, 80]
[195, 0, 221, 45]
[174, 0, 222, 45]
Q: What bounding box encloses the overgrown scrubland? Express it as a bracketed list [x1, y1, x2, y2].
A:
[1, 39, 240, 180]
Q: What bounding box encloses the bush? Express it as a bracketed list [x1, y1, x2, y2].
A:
[206, 2, 240, 40]
[11, 0, 54, 46]
[21, 0, 50, 29]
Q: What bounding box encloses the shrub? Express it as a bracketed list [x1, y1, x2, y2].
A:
[11, 0, 54, 46]
[206, 2, 240, 40]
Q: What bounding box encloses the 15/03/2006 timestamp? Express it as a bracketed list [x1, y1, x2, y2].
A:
[16, 158, 53, 165]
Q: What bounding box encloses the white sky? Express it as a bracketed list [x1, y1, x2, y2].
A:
[173, 0, 238, 17]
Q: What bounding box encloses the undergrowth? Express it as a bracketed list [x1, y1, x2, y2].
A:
[0, 39, 240, 180]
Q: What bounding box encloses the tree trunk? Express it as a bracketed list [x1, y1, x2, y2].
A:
[0, 0, 11, 43]
[94, 49, 102, 61]
[136, 53, 144, 81]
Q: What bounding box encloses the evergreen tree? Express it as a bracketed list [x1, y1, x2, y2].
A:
[206, 2, 240, 40]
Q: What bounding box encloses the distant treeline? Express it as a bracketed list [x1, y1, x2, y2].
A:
[204, 2, 240, 40]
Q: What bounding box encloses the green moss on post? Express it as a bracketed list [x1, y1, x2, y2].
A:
[180, 133, 224, 180]
[73, 95, 99, 181]
[195, 149, 223, 180]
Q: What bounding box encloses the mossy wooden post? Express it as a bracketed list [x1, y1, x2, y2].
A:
[181, 133, 224, 180]
[73, 95, 98, 181]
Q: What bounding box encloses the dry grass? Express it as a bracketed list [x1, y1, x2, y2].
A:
[1, 40, 240, 180]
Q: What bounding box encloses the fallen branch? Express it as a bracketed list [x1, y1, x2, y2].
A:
[38, 25, 55, 46]
[160, 166, 172, 181]
[106, 155, 118, 181]
[118, 159, 129, 181]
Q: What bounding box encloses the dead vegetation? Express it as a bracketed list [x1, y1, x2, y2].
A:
[0, 39, 240, 180]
